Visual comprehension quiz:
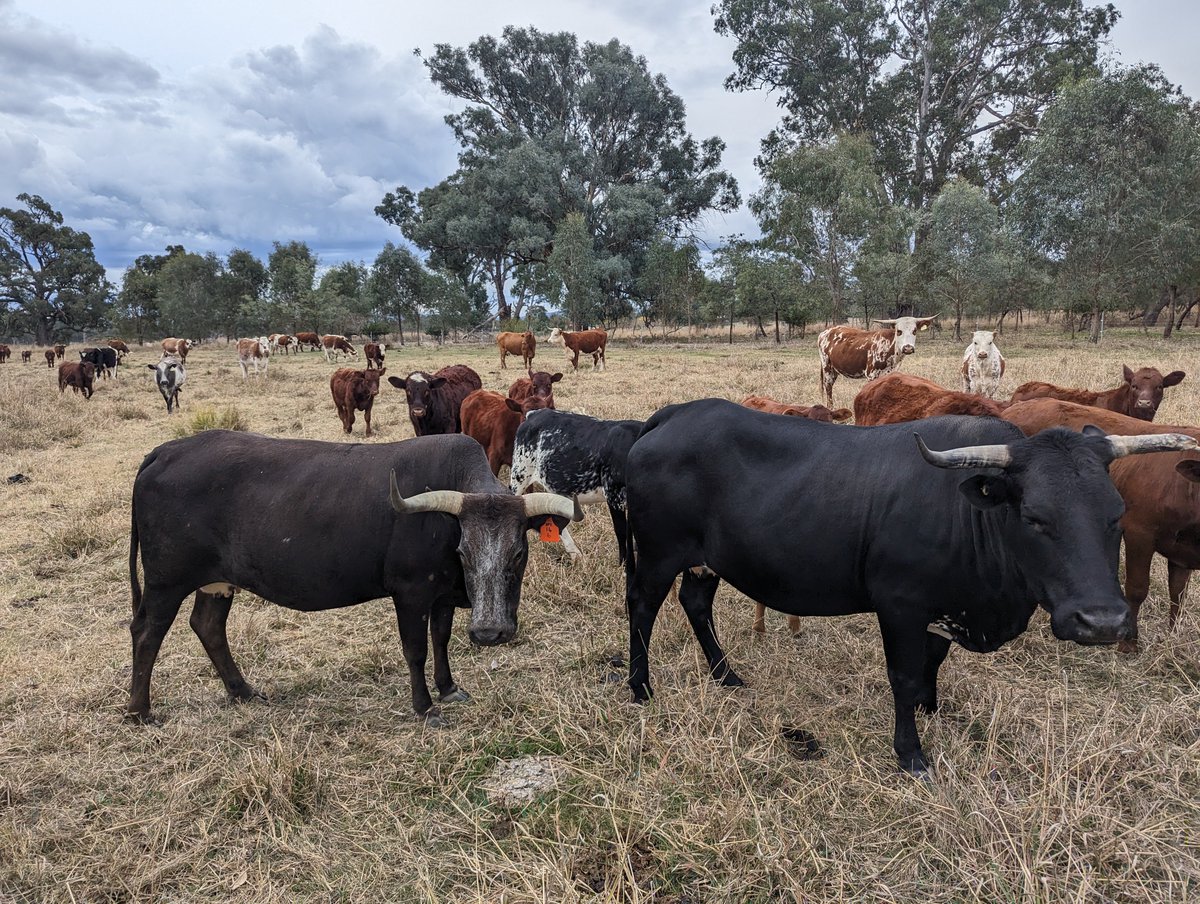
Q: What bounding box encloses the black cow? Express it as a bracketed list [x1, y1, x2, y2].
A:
[127, 431, 580, 725]
[148, 357, 186, 413]
[80, 346, 118, 379]
[510, 409, 643, 563]
[388, 365, 482, 436]
[623, 399, 1196, 775]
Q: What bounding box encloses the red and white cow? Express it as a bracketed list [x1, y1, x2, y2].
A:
[322, 334, 357, 363]
[161, 337, 191, 362]
[237, 337, 271, 379]
[960, 330, 1005, 399]
[817, 316, 937, 405]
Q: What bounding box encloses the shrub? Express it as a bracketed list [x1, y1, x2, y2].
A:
[173, 406, 248, 438]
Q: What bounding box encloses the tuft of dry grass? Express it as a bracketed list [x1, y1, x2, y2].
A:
[0, 329, 1198, 902]
[173, 405, 250, 437]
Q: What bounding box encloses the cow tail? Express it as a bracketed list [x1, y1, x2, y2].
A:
[129, 494, 143, 618]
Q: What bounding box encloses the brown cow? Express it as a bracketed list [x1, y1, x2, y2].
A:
[364, 342, 385, 369]
[21, 350, 31, 363]
[107, 338, 130, 360]
[236, 337, 271, 379]
[498, 330, 536, 369]
[389, 365, 483, 436]
[0, 344, 9, 363]
[44, 349, 56, 367]
[740, 395, 853, 422]
[1009, 365, 1185, 422]
[161, 338, 191, 361]
[294, 331, 321, 351]
[817, 316, 938, 405]
[53, 344, 66, 360]
[269, 334, 296, 355]
[508, 370, 563, 409]
[330, 367, 385, 437]
[547, 328, 607, 371]
[854, 373, 1006, 426]
[1004, 398, 1200, 652]
[461, 389, 551, 475]
[322, 334, 357, 363]
[58, 361, 95, 398]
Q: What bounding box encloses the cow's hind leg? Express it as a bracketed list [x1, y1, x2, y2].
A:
[878, 615, 933, 776]
[128, 584, 189, 722]
[626, 561, 678, 702]
[189, 591, 264, 704]
[1120, 533, 1155, 653]
[430, 601, 469, 704]
[678, 569, 743, 688]
[393, 597, 442, 725]
[1167, 561, 1191, 632]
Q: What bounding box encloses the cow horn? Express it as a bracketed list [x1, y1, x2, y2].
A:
[914, 434, 1012, 469]
[389, 471, 464, 516]
[872, 318, 896, 326]
[522, 492, 583, 522]
[1106, 433, 1199, 458]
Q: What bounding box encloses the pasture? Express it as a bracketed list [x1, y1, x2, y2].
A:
[1, 331, 1198, 902]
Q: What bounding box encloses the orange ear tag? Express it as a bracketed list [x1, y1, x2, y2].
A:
[539, 519, 561, 543]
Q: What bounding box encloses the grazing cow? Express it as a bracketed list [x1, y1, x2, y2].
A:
[1010, 366, 1185, 422]
[389, 365, 483, 437]
[960, 331, 1005, 398]
[322, 334, 357, 363]
[817, 316, 938, 405]
[547, 327, 607, 372]
[507, 370, 563, 409]
[854, 374, 1006, 426]
[364, 342, 385, 369]
[161, 338, 191, 362]
[148, 357, 186, 413]
[740, 395, 853, 422]
[269, 334, 295, 356]
[460, 389, 551, 475]
[79, 346, 118, 379]
[0, 344, 9, 362]
[21, 350, 31, 363]
[44, 349, 56, 367]
[107, 338, 130, 360]
[623, 399, 1194, 774]
[294, 331, 321, 351]
[498, 331, 536, 369]
[331, 367, 385, 437]
[58, 361, 96, 398]
[236, 337, 271, 379]
[126, 431, 581, 724]
[1004, 398, 1200, 653]
[53, 344, 66, 360]
[511, 409, 643, 562]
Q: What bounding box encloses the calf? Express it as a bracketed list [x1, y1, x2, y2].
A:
[148, 357, 186, 413]
[364, 342, 385, 369]
[498, 331, 536, 369]
[547, 328, 607, 371]
[107, 338, 130, 360]
[294, 331, 321, 351]
[508, 370, 563, 409]
[236, 337, 271, 379]
[461, 389, 550, 475]
[44, 349, 56, 367]
[58, 361, 96, 398]
[269, 334, 296, 356]
[80, 346, 118, 379]
[817, 315, 938, 405]
[740, 395, 852, 422]
[389, 365, 483, 436]
[161, 338, 191, 361]
[960, 330, 1005, 398]
[53, 344, 66, 360]
[0, 344, 10, 362]
[855, 374, 1006, 426]
[21, 350, 31, 363]
[1010, 365, 1185, 422]
[331, 367, 385, 437]
[511, 409, 643, 562]
[322, 334, 357, 363]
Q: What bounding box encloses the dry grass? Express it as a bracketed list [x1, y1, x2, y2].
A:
[1, 329, 1199, 902]
[173, 405, 250, 438]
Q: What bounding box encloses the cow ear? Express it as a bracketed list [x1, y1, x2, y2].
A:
[551, 373, 563, 383]
[1163, 370, 1186, 387]
[377, 367, 386, 376]
[1081, 424, 1107, 438]
[388, 376, 406, 389]
[505, 398, 523, 412]
[430, 377, 448, 389]
[146, 364, 157, 370]
[1122, 365, 1134, 384]
[958, 475, 1013, 510]
[1176, 460, 1200, 483]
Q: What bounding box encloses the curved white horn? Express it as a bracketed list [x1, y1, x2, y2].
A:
[522, 492, 582, 522]
[1107, 433, 1199, 458]
[389, 471, 464, 515]
[914, 434, 1012, 469]
[872, 318, 897, 326]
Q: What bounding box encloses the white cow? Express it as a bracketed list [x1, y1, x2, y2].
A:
[961, 330, 1005, 399]
[237, 336, 271, 379]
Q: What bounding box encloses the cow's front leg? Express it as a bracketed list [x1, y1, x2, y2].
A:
[393, 597, 442, 726]
[430, 601, 470, 704]
[915, 632, 951, 714]
[878, 614, 932, 776]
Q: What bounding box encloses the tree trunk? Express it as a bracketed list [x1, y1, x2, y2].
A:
[1163, 284, 1179, 339]
[493, 258, 511, 321]
[728, 304, 735, 345]
[415, 307, 422, 347]
[396, 314, 405, 346]
[35, 318, 51, 346]
[1175, 290, 1199, 330]
[954, 300, 963, 341]
[774, 309, 781, 344]
[1143, 287, 1170, 328]
[1089, 304, 1102, 343]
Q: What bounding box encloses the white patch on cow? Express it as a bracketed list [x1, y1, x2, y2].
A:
[199, 582, 238, 596]
[407, 373, 428, 383]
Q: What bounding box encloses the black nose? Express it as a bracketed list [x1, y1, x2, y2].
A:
[469, 626, 513, 646]
[1068, 605, 1131, 644]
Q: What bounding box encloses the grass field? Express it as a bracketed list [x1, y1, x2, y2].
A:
[1, 327, 1198, 902]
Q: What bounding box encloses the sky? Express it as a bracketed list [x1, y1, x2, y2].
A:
[2, 0, 1198, 282]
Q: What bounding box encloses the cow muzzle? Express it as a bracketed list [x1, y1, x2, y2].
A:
[976, 351, 990, 359]
[901, 345, 915, 355]
[1052, 603, 1131, 645]
[1134, 399, 1153, 408]
[410, 407, 427, 418]
[469, 622, 515, 646]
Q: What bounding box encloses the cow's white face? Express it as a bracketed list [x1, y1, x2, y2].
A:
[547, 328, 563, 345]
[968, 330, 996, 360]
[257, 338, 271, 356]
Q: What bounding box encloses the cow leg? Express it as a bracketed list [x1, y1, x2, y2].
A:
[392, 598, 441, 725]
[607, 501, 628, 565]
[626, 564, 677, 702]
[820, 367, 836, 406]
[878, 616, 932, 775]
[915, 632, 951, 714]
[430, 602, 469, 704]
[189, 591, 264, 703]
[127, 584, 189, 722]
[363, 403, 372, 438]
[752, 603, 767, 634]
[1167, 561, 1191, 631]
[677, 569, 743, 688]
[344, 407, 355, 434]
[1121, 533, 1155, 653]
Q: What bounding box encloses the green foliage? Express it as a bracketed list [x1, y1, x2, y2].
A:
[157, 250, 222, 339]
[222, 248, 269, 339]
[316, 261, 371, 335]
[268, 241, 317, 331]
[368, 242, 430, 344]
[547, 212, 604, 329]
[0, 193, 112, 343]
[636, 237, 706, 336]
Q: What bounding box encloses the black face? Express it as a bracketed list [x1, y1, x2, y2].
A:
[389, 373, 446, 419]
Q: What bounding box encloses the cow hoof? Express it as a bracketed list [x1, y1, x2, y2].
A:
[439, 687, 471, 704]
[124, 710, 162, 727]
[229, 686, 268, 705]
[899, 758, 932, 781]
[718, 671, 746, 688]
[422, 709, 450, 729]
